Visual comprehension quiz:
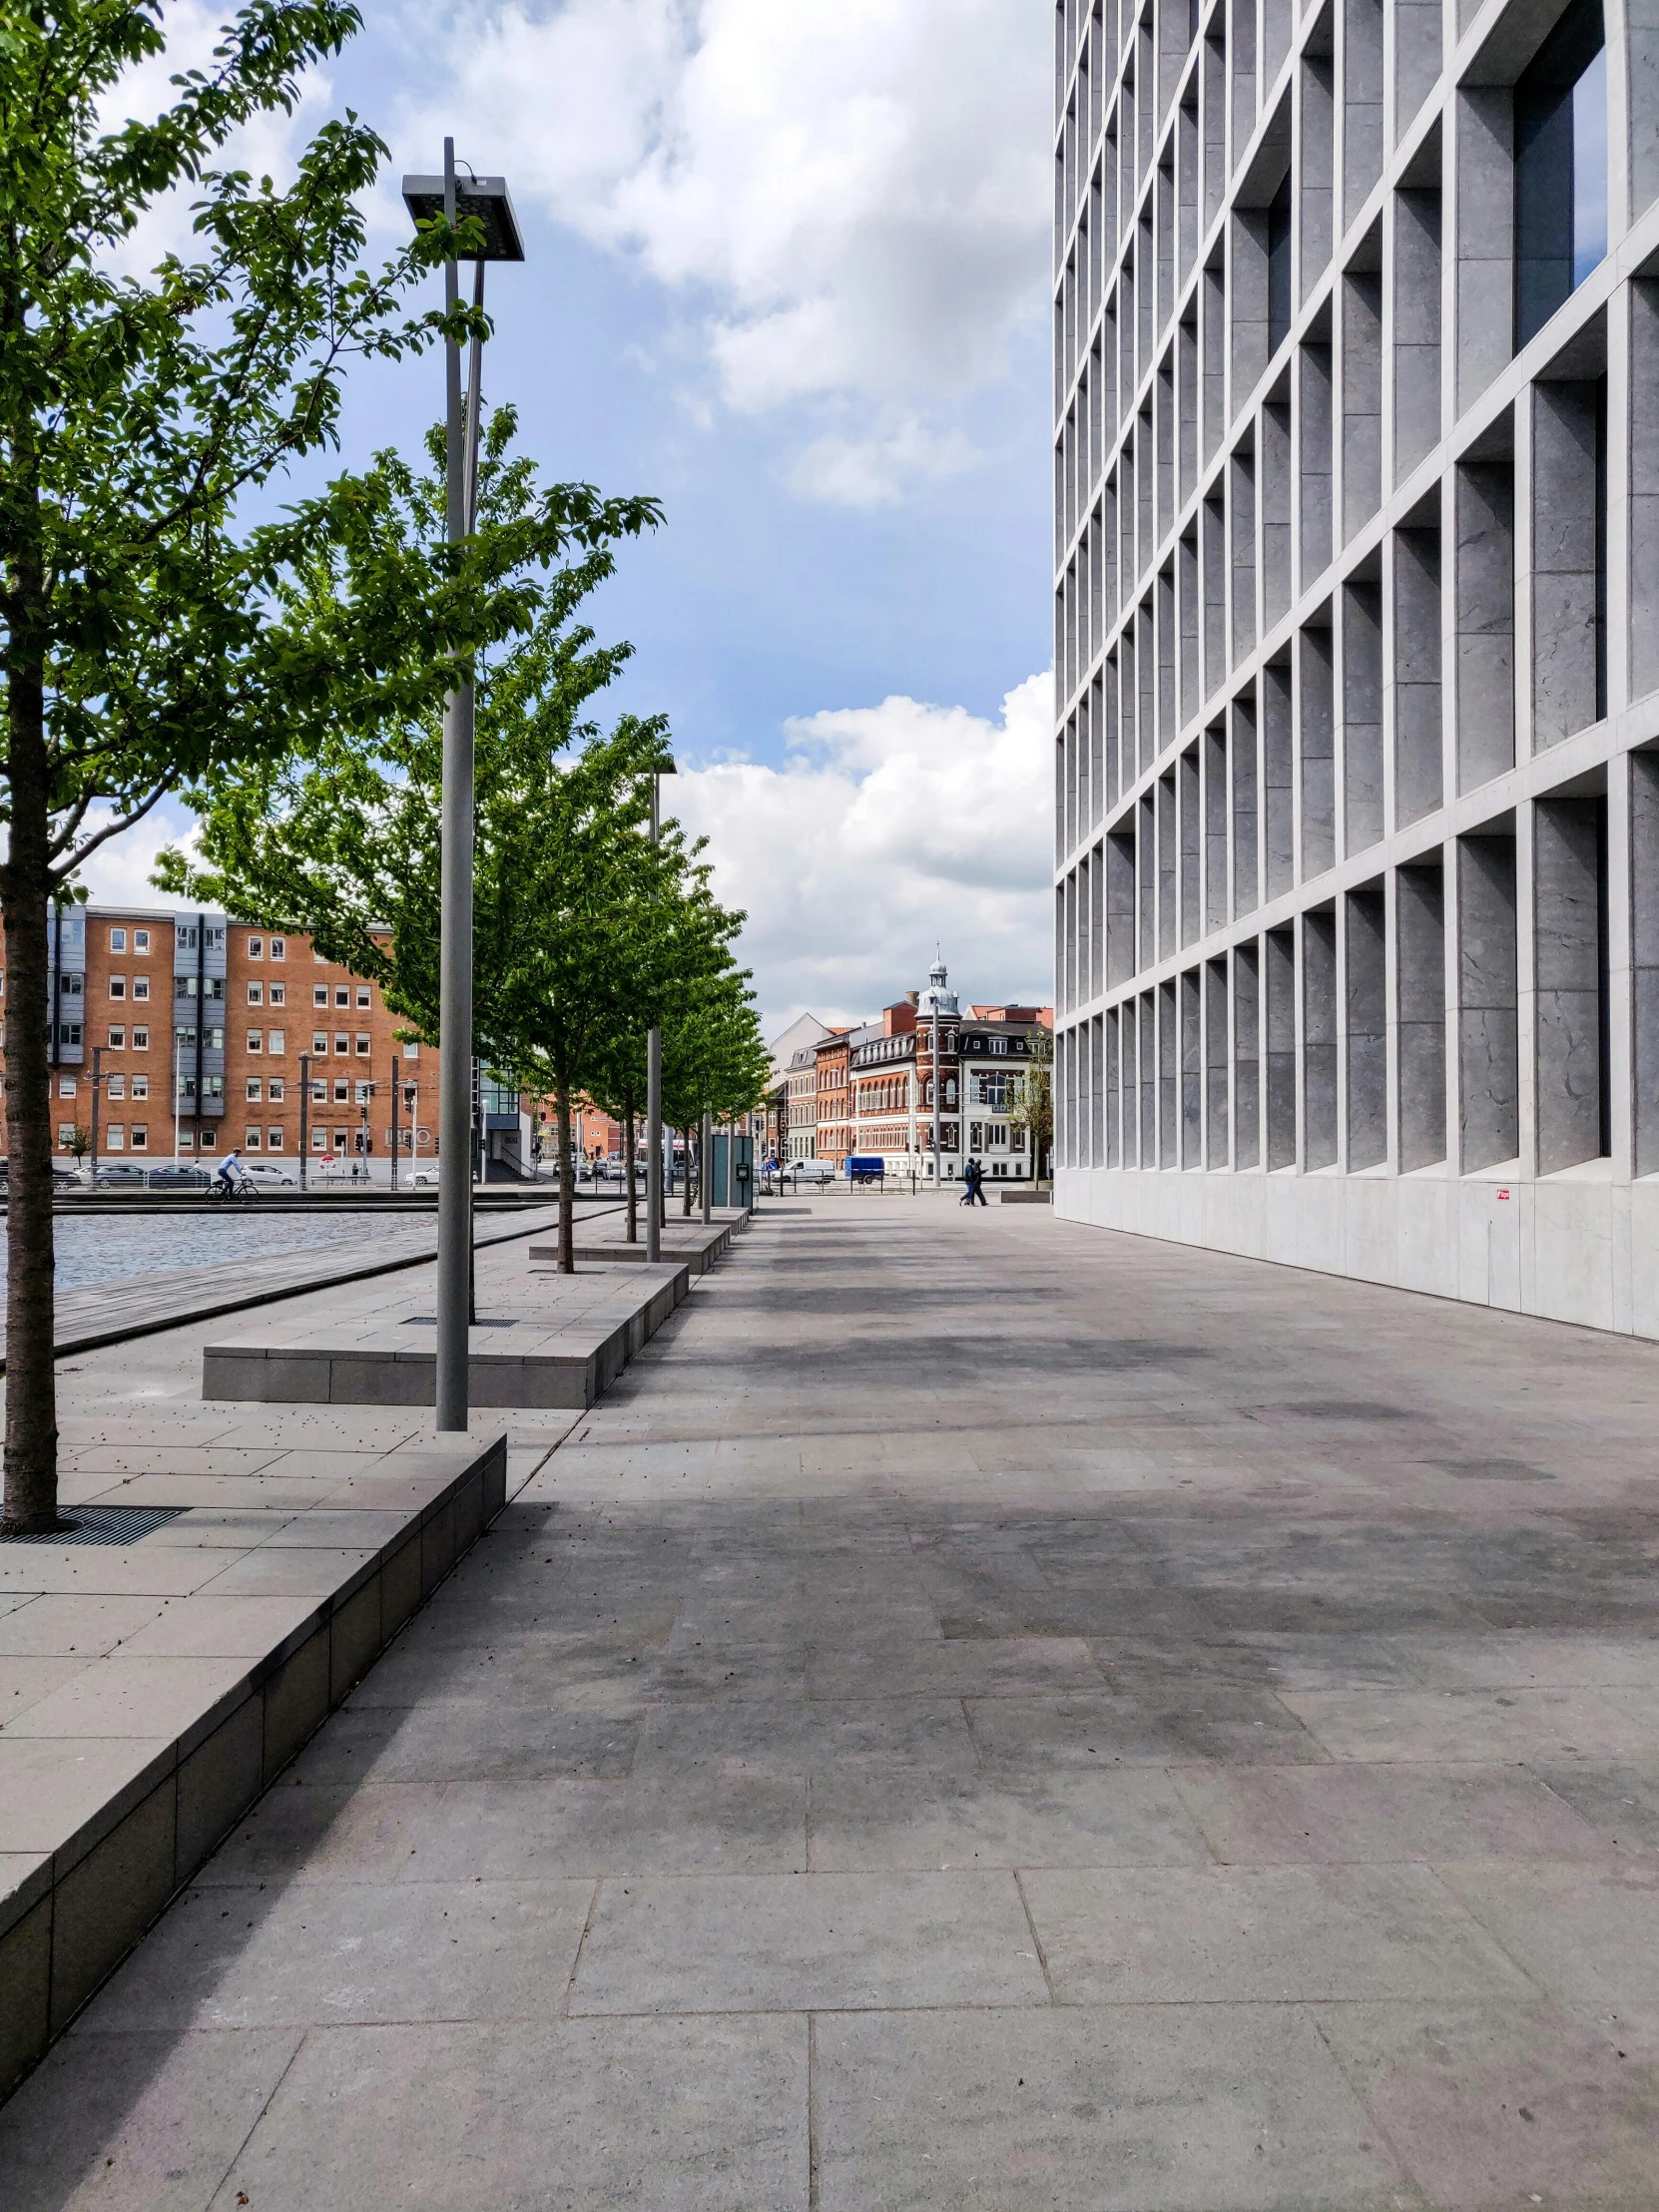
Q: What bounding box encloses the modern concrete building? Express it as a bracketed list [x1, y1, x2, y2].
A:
[1051, 0, 1659, 1335]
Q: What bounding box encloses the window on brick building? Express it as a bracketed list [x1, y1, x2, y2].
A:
[110, 928, 126, 951]
[131, 1124, 147, 1149]
[109, 975, 125, 999]
[109, 1025, 125, 1049]
[131, 1076, 148, 1100]
[132, 1026, 148, 1050]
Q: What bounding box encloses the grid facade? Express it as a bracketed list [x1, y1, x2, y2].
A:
[1051, 0, 1659, 1336]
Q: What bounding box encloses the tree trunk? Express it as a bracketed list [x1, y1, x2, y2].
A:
[555, 1078, 575, 1275]
[623, 1098, 637, 1243]
[681, 1124, 694, 1215]
[1, 652, 62, 1532]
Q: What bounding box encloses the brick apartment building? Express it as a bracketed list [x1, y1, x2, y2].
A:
[814, 1029, 853, 1169]
[21, 904, 439, 1169]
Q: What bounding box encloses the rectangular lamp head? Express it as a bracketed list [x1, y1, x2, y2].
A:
[401, 174, 525, 263]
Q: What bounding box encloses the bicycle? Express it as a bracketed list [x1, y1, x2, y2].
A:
[211, 1169, 260, 1202]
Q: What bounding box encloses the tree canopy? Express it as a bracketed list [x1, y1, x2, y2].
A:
[0, 0, 498, 1530]
[165, 408, 764, 1271]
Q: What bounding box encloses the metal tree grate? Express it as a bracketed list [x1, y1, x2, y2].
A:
[0, 1504, 187, 1545]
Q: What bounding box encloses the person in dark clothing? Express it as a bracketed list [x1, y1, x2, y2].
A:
[961, 1158, 987, 1206]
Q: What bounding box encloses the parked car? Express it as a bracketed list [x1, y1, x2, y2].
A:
[52, 1163, 87, 1191]
[241, 1162, 297, 1187]
[408, 1163, 440, 1188]
[92, 1163, 149, 1190]
[145, 1164, 212, 1191]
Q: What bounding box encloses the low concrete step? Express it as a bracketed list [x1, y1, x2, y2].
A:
[528, 1212, 741, 1275]
[0, 1431, 508, 2098]
[202, 1260, 692, 1408]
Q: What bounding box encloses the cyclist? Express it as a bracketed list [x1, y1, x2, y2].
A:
[215, 1148, 245, 1196]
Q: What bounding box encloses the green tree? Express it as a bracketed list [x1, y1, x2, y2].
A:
[163, 409, 672, 1275]
[0, 0, 477, 1532]
[1005, 1025, 1054, 1181]
[659, 966, 770, 1214]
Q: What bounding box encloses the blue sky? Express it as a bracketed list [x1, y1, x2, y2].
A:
[90, 0, 1056, 1033]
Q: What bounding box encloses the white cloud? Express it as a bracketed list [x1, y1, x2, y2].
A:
[668, 672, 1053, 1033]
[392, 0, 1049, 501]
[96, 1, 332, 277]
[71, 802, 201, 915]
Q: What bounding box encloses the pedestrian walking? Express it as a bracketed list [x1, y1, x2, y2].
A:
[961, 1157, 987, 1207]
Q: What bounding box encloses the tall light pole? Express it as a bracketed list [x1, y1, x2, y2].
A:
[645, 762, 676, 1263]
[403, 152, 524, 1432]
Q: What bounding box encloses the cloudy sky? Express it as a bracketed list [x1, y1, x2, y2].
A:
[90, 0, 1055, 1036]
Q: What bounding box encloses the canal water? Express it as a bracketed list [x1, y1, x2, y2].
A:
[7, 1214, 387, 1294]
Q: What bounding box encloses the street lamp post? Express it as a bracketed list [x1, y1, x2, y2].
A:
[88, 1045, 103, 1185]
[403, 149, 524, 1432]
[298, 1054, 310, 1191]
[645, 763, 676, 1264]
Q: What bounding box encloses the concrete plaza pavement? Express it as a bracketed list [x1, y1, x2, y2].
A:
[4, 1195, 1659, 2206]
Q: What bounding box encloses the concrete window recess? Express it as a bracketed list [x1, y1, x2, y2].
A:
[1514, 0, 1608, 348]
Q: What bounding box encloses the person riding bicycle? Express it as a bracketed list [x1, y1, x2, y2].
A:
[216, 1149, 245, 1194]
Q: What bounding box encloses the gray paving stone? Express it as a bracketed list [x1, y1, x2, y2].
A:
[0, 1596, 168, 1658]
[808, 1768, 1211, 1872]
[966, 1685, 1326, 1767]
[1527, 1758, 1659, 1855]
[1318, 2000, 1659, 2205]
[814, 2005, 1406, 2211]
[288, 1697, 643, 1785]
[1019, 1863, 1532, 2003]
[194, 1780, 446, 1886]
[1172, 1761, 1616, 1863]
[1282, 1685, 1659, 1763]
[0, 2025, 301, 2212]
[83, 1877, 595, 2029]
[1434, 1859, 1659, 2009]
[208, 2017, 807, 2212]
[568, 1871, 1049, 2013]
[411, 1775, 809, 1880]
[631, 1695, 976, 1778]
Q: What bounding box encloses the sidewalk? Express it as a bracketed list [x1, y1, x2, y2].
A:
[3, 1196, 1658, 2206]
